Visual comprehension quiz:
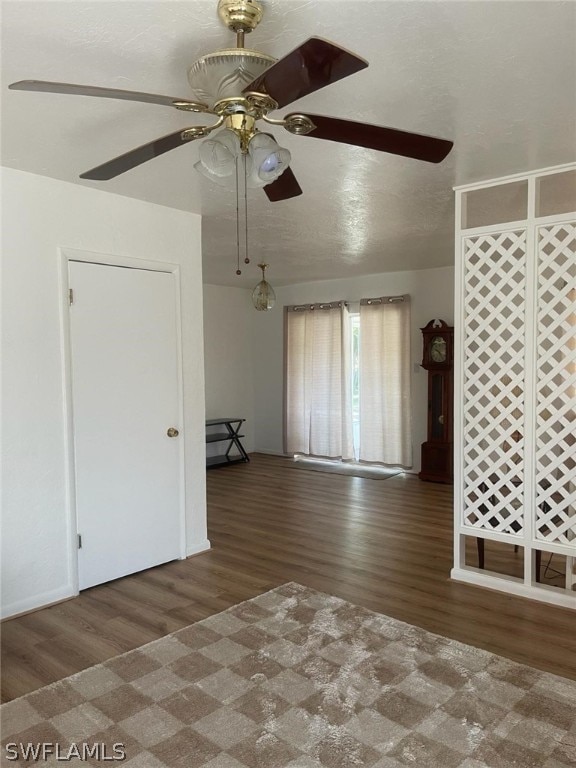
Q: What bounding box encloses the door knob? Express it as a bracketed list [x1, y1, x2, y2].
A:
[167, 427, 179, 438]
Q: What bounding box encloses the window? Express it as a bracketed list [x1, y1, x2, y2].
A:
[358, 296, 412, 467]
[284, 302, 354, 460]
[350, 312, 361, 458]
[285, 296, 412, 468]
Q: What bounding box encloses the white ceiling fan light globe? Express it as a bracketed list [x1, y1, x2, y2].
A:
[259, 148, 290, 181]
[248, 133, 291, 183]
[194, 161, 235, 187]
[198, 128, 240, 178]
[196, 130, 291, 190]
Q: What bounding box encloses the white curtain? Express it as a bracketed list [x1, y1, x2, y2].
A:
[359, 296, 412, 467]
[284, 302, 354, 460]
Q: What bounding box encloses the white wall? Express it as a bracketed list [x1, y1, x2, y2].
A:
[251, 266, 455, 472]
[1, 168, 207, 619]
[202, 284, 255, 452]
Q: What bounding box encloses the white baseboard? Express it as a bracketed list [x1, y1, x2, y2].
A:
[1, 584, 77, 621]
[1, 543, 213, 619]
[451, 567, 576, 610]
[186, 539, 211, 558]
[252, 449, 289, 457]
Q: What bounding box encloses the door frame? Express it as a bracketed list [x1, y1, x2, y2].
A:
[59, 247, 187, 596]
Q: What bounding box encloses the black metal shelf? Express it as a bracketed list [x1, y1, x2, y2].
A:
[206, 432, 245, 444]
[205, 418, 249, 470]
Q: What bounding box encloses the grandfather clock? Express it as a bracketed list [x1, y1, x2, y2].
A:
[419, 319, 454, 483]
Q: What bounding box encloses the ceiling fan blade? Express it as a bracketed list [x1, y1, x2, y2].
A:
[289, 113, 453, 163]
[80, 130, 195, 180]
[264, 167, 303, 202]
[243, 37, 367, 109]
[9, 80, 198, 109]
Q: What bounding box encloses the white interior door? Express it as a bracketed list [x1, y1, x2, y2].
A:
[68, 260, 182, 590]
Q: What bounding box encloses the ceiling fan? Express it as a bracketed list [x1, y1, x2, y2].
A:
[8, 0, 453, 203]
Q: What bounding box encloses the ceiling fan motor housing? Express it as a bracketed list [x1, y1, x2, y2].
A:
[217, 0, 264, 32]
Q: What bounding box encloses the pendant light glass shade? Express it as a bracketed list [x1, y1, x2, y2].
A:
[252, 263, 276, 311]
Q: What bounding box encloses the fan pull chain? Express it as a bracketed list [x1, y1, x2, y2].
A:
[235, 153, 250, 275]
[235, 155, 241, 275]
[244, 155, 249, 265]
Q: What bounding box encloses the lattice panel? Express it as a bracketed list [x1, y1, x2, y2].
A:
[535, 222, 576, 546]
[462, 231, 527, 534]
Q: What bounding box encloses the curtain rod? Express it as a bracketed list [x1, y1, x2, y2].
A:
[288, 301, 348, 312]
[287, 295, 409, 311]
[360, 294, 408, 305]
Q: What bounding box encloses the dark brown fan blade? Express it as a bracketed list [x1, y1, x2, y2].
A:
[290, 113, 453, 163]
[9, 80, 195, 108]
[264, 167, 303, 202]
[80, 130, 194, 180]
[243, 37, 367, 109]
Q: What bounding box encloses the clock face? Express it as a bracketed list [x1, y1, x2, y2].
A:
[430, 336, 447, 363]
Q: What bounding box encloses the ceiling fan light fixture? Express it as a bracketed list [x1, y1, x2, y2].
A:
[198, 128, 241, 177]
[193, 160, 234, 187]
[248, 132, 291, 183]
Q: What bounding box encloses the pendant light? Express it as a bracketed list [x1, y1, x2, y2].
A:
[252, 263, 276, 311]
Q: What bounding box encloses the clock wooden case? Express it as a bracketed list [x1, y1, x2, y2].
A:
[419, 319, 454, 483]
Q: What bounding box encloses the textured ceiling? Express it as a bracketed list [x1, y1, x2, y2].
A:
[2, 1, 575, 287]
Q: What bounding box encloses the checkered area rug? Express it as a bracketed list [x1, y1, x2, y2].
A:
[2, 583, 576, 767]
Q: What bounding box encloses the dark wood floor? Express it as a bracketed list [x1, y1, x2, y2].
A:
[2, 453, 575, 703]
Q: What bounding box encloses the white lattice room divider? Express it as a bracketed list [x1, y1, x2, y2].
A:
[462, 231, 526, 536]
[453, 164, 576, 609]
[535, 223, 576, 549]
